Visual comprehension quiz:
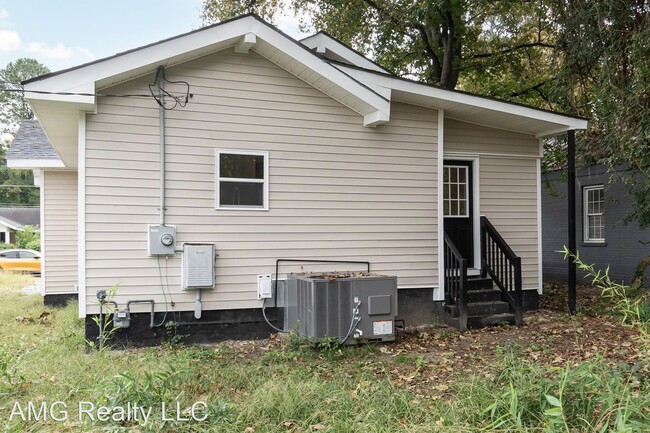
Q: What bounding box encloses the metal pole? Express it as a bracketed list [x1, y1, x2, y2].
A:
[567, 129, 577, 314]
[158, 67, 166, 226]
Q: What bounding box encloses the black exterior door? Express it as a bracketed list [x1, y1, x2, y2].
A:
[443, 160, 474, 267]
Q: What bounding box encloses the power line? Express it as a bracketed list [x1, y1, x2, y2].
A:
[1, 80, 192, 103]
[0, 87, 155, 99]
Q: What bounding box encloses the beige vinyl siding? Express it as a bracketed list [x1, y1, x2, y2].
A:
[43, 171, 78, 294]
[84, 48, 438, 314]
[444, 119, 540, 289]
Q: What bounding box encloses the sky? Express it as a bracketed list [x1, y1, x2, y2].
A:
[0, 0, 307, 73]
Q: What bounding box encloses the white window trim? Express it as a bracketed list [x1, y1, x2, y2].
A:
[215, 149, 269, 211]
[583, 185, 605, 243]
[443, 164, 470, 218]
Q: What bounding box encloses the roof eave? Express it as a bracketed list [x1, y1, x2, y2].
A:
[22, 15, 390, 125]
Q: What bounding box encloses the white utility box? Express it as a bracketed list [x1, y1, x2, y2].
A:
[257, 274, 273, 299]
[182, 243, 215, 290]
[148, 225, 176, 256]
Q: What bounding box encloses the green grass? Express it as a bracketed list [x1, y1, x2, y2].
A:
[0, 275, 648, 432]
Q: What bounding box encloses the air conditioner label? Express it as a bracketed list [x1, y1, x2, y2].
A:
[373, 320, 393, 336]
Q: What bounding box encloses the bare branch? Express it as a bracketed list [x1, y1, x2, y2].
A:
[470, 42, 555, 59]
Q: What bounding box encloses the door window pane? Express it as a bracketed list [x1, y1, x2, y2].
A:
[443, 165, 469, 217]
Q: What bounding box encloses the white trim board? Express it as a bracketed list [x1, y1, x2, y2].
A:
[8, 159, 65, 169]
[435, 110, 445, 301]
[536, 156, 543, 294]
[77, 112, 86, 318]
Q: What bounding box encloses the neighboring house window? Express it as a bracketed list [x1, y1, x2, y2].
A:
[584, 185, 605, 243]
[443, 165, 469, 217]
[215, 150, 269, 210]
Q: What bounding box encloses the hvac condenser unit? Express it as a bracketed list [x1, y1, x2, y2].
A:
[284, 273, 397, 344]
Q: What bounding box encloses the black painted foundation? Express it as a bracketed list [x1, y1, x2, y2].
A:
[84, 288, 540, 347]
[85, 307, 282, 348]
[44, 293, 78, 307]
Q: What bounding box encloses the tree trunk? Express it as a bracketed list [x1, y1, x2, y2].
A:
[631, 254, 650, 291]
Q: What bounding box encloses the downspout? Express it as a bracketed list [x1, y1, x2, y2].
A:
[158, 66, 166, 226]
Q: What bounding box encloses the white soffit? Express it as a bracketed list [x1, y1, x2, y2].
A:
[24, 15, 390, 127]
[334, 64, 588, 137]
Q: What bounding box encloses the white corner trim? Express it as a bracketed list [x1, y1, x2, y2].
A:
[435, 110, 445, 301]
[40, 170, 46, 296]
[8, 159, 65, 169]
[234, 33, 256, 53]
[78, 112, 86, 318]
[537, 140, 544, 294]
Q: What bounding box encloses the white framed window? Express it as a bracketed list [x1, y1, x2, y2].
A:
[443, 165, 469, 217]
[583, 185, 604, 243]
[215, 149, 269, 210]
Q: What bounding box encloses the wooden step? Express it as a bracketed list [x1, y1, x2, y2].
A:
[465, 277, 494, 291]
[467, 288, 502, 303]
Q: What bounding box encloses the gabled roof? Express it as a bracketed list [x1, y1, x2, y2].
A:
[7, 120, 63, 169]
[24, 13, 390, 126]
[21, 13, 587, 169]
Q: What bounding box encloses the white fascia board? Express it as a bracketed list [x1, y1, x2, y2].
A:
[24, 16, 390, 123]
[301, 33, 390, 74]
[24, 82, 95, 108]
[0, 220, 21, 231]
[23, 17, 257, 106]
[251, 20, 390, 121]
[337, 64, 588, 132]
[8, 159, 65, 169]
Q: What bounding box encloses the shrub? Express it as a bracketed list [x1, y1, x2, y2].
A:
[14, 225, 40, 251]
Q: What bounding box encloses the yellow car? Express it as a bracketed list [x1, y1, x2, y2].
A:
[0, 249, 41, 274]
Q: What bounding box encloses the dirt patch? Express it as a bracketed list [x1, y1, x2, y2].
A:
[207, 282, 646, 398]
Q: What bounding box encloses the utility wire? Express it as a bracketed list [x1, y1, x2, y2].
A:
[0, 88, 159, 99]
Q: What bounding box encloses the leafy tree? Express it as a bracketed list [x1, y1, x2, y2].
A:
[201, 0, 558, 102]
[0, 58, 50, 135]
[0, 58, 49, 207]
[552, 0, 649, 227]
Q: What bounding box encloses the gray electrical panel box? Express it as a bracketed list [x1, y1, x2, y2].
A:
[148, 225, 176, 256]
[182, 243, 215, 290]
[284, 273, 397, 344]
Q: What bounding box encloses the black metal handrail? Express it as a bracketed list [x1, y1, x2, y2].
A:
[443, 233, 468, 331]
[480, 216, 523, 325]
